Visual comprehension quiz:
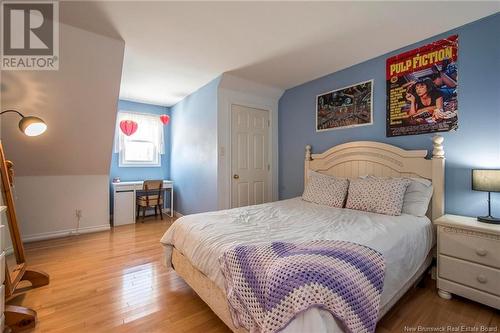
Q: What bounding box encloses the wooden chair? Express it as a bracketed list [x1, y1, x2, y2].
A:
[136, 180, 164, 222]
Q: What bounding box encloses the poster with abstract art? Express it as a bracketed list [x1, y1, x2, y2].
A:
[386, 35, 458, 137]
[316, 80, 373, 132]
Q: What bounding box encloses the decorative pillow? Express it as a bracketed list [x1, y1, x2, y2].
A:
[402, 178, 433, 217]
[345, 177, 411, 216]
[302, 171, 349, 208]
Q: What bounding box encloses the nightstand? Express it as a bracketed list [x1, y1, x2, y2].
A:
[435, 214, 500, 309]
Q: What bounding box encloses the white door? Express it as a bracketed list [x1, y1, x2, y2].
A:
[231, 104, 270, 208]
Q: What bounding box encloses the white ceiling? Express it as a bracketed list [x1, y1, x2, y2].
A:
[62, 1, 499, 106]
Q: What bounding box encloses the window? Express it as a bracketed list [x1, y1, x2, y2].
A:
[114, 112, 164, 167]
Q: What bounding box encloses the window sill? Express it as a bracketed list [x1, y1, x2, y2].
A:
[118, 164, 161, 168]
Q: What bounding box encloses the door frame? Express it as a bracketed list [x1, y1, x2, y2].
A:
[217, 89, 279, 210]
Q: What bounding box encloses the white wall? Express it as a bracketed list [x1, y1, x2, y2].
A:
[0, 20, 124, 240]
[217, 74, 283, 209]
[12, 175, 110, 242]
[1, 23, 124, 176]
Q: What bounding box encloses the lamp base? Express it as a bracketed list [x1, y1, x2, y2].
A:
[477, 215, 500, 224]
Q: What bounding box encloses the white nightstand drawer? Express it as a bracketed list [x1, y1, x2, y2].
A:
[439, 226, 500, 268]
[439, 255, 500, 296]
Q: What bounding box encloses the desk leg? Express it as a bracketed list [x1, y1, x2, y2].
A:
[113, 190, 117, 226]
[162, 188, 166, 213]
[133, 189, 137, 223]
[170, 187, 174, 218]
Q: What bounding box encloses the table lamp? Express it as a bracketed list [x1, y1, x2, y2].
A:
[472, 169, 500, 224]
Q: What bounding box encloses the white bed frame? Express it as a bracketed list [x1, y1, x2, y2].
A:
[305, 135, 445, 221]
[171, 135, 446, 332]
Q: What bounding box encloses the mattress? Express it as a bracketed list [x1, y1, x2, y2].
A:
[160, 198, 435, 332]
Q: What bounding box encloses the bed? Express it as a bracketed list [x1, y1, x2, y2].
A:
[160, 136, 445, 333]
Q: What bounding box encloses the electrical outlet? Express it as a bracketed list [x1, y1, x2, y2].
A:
[72, 209, 83, 236]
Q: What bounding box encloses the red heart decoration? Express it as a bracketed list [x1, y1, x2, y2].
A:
[160, 114, 170, 125]
[120, 120, 138, 136]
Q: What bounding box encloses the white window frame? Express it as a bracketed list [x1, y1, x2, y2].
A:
[119, 140, 161, 167]
[116, 112, 163, 168]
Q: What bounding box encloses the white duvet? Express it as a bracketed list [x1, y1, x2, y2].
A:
[160, 198, 434, 332]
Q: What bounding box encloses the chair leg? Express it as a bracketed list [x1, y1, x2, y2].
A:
[136, 205, 139, 222]
[159, 205, 163, 220]
[154, 206, 158, 218]
[142, 206, 146, 222]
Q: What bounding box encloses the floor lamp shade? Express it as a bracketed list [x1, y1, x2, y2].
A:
[19, 116, 47, 136]
[0, 110, 47, 136]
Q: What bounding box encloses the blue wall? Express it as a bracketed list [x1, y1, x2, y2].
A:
[170, 77, 221, 215]
[278, 13, 500, 218]
[109, 100, 171, 212]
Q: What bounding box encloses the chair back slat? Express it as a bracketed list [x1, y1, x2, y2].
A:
[142, 180, 163, 206]
[143, 180, 163, 191]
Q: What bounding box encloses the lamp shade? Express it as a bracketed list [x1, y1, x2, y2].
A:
[19, 116, 47, 136]
[472, 169, 500, 192]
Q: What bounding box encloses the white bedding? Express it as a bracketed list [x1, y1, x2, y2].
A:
[160, 198, 434, 332]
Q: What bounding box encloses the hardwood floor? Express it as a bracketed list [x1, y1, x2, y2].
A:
[8, 218, 499, 333]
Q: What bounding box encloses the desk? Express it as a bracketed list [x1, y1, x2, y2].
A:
[112, 180, 174, 226]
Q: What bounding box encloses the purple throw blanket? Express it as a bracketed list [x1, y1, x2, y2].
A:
[219, 240, 385, 333]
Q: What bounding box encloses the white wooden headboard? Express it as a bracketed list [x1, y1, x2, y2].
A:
[304, 135, 445, 221]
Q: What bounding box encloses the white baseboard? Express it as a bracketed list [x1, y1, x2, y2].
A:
[111, 208, 179, 219]
[24, 210, 182, 243]
[22, 224, 111, 243]
[162, 208, 183, 217]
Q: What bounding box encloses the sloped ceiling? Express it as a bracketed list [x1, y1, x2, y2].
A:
[1, 20, 125, 176]
[57, 1, 499, 106]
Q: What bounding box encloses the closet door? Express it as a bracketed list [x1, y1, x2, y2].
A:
[231, 104, 270, 208]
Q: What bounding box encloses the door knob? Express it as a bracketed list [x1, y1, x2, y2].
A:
[233, 174, 239, 179]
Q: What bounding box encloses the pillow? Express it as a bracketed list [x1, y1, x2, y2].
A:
[402, 178, 433, 217]
[345, 177, 410, 216]
[360, 175, 433, 217]
[302, 171, 349, 208]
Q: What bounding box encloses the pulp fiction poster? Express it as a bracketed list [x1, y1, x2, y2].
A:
[386, 35, 458, 137]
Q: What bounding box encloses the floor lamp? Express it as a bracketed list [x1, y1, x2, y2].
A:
[0, 109, 49, 332]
